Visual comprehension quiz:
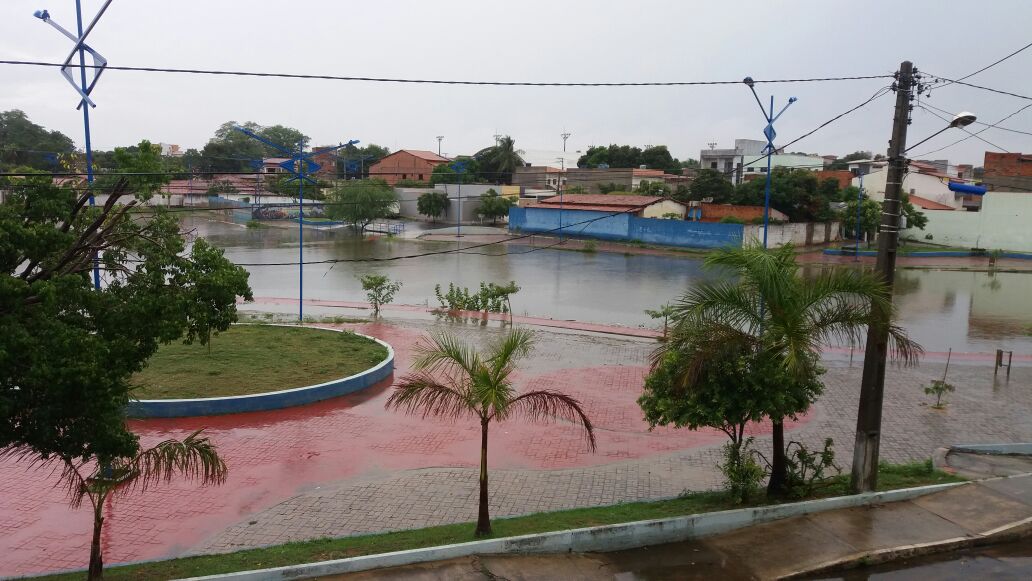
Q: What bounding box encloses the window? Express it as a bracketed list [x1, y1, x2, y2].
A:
[402, 174, 408, 179]
[746, 167, 755, 172]
[760, 167, 768, 173]
[418, 174, 424, 180]
[710, 162, 718, 169]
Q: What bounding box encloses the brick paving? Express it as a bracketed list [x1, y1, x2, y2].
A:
[2, 316, 1031, 576]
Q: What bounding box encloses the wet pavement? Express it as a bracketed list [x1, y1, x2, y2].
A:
[810, 538, 1032, 580]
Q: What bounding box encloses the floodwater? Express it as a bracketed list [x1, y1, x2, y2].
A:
[809, 538, 1032, 580]
[185, 216, 1032, 354]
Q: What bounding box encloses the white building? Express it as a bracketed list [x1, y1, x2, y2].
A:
[700, 139, 824, 185]
[853, 161, 966, 211]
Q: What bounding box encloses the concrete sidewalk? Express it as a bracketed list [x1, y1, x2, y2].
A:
[321, 475, 1032, 580]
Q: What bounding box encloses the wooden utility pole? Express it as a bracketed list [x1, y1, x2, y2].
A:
[850, 60, 914, 492]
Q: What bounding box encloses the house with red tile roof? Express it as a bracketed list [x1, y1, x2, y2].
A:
[369, 150, 451, 186]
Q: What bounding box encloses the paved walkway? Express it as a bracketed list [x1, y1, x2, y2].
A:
[2, 317, 1032, 576]
[328, 474, 1032, 580]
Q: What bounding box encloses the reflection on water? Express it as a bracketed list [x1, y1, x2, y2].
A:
[187, 217, 1032, 354]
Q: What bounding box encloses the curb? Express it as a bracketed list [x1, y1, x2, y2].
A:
[951, 442, 1032, 456]
[127, 325, 394, 418]
[176, 482, 963, 581]
[782, 510, 1032, 579]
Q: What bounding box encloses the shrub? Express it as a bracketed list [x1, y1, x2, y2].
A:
[581, 240, 598, 253]
[782, 438, 840, 499]
[925, 233, 934, 240]
[924, 379, 955, 409]
[360, 274, 402, 317]
[719, 216, 745, 224]
[719, 438, 765, 504]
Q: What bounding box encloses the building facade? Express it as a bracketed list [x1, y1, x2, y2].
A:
[369, 150, 451, 186]
[983, 152, 1032, 192]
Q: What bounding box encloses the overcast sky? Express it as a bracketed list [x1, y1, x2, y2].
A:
[2, 0, 1030, 167]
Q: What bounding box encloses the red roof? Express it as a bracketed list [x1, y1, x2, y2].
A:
[908, 195, 954, 210]
[400, 150, 451, 163]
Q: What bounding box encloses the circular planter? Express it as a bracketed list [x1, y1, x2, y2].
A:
[126, 326, 394, 418]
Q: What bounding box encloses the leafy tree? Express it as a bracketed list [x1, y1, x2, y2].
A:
[0, 110, 76, 171]
[576, 144, 683, 173]
[417, 191, 449, 222]
[207, 179, 239, 195]
[200, 121, 309, 172]
[635, 180, 672, 196]
[476, 189, 514, 224]
[682, 158, 700, 169]
[651, 244, 920, 496]
[325, 178, 398, 232]
[733, 167, 835, 221]
[338, 143, 391, 179]
[901, 193, 927, 230]
[360, 274, 402, 317]
[565, 185, 588, 195]
[639, 145, 682, 174]
[268, 174, 326, 201]
[5, 430, 227, 580]
[828, 151, 874, 170]
[0, 176, 251, 531]
[93, 140, 170, 201]
[598, 182, 625, 194]
[688, 168, 735, 203]
[841, 195, 880, 244]
[180, 239, 252, 354]
[644, 303, 675, 339]
[386, 329, 595, 536]
[474, 136, 524, 184]
[430, 157, 479, 186]
[817, 177, 843, 202]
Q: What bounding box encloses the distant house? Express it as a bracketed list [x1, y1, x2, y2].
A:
[854, 161, 966, 210]
[514, 167, 684, 194]
[369, 150, 451, 186]
[528, 194, 686, 219]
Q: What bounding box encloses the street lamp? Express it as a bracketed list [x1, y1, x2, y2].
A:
[904, 111, 977, 153]
[743, 76, 797, 248]
[436, 135, 444, 156]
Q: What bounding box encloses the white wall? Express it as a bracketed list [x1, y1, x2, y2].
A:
[905, 192, 1032, 251]
[742, 222, 841, 247]
[855, 168, 960, 209]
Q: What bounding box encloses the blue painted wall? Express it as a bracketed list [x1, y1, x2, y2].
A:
[509, 207, 743, 249]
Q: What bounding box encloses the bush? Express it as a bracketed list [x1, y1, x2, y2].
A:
[924, 379, 955, 408]
[434, 281, 520, 315]
[360, 274, 402, 317]
[719, 216, 745, 224]
[782, 438, 840, 499]
[395, 179, 429, 188]
[245, 219, 264, 229]
[925, 233, 934, 240]
[581, 240, 597, 253]
[719, 438, 765, 504]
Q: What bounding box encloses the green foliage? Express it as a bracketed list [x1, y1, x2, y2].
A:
[476, 189, 514, 224]
[245, 220, 264, 229]
[828, 151, 873, 170]
[474, 136, 524, 184]
[395, 179, 429, 188]
[581, 240, 598, 253]
[338, 143, 390, 179]
[325, 178, 398, 232]
[267, 174, 326, 200]
[360, 274, 402, 317]
[733, 167, 836, 222]
[924, 379, 955, 408]
[635, 180, 672, 196]
[434, 281, 521, 314]
[719, 215, 745, 224]
[577, 144, 683, 174]
[179, 239, 253, 353]
[644, 303, 675, 338]
[598, 182, 623, 194]
[430, 157, 480, 186]
[718, 438, 765, 504]
[688, 169, 735, 203]
[0, 177, 252, 466]
[0, 110, 76, 171]
[94, 140, 170, 201]
[901, 192, 928, 230]
[207, 179, 239, 195]
[781, 439, 841, 499]
[199, 121, 309, 173]
[841, 196, 881, 243]
[566, 185, 588, 195]
[417, 191, 449, 221]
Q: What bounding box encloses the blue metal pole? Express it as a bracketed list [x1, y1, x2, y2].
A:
[762, 95, 773, 249]
[855, 173, 864, 261]
[298, 139, 304, 322]
[75, 0, 100, 289]
[457, 175, 462, 238]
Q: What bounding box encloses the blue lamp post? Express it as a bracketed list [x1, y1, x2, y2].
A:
[451, 161, 467, 238]
[743, 77, 796, 248]
[855, 170, 866, 260]
[34, 0, 114, 289]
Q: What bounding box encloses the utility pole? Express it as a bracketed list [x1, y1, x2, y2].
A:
[561, 131, 571, 152]
[850, 60, 914, 492]
[436, 135, 444, 156]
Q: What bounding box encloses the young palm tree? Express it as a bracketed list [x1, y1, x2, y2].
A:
[386, 328, 596, 536]
[656, 243, 921, 496]
[476, 136, 524, 184]
[10, 429, 227, 580]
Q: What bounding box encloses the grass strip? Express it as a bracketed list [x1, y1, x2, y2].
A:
[30, 461, 961, 580]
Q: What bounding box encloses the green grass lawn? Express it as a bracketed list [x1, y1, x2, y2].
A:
[131, 325, 387, 399]
[32, 461, 961, 581]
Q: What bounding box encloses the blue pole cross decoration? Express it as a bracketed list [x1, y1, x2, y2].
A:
[450, 160, 467, 239]
[34, 0, 115, 289]
[743, 76, 797, 249]
[234, 126, 358, 322]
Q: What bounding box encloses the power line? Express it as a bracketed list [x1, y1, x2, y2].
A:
[947, 40, 1032, 85]
[911, 104, 1021, 158]
[923, 73, 1032, 102]
[0, 59, 893, 87]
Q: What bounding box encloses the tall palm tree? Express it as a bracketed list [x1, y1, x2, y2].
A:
[656, 243, 920, 496]
[386, 328, 595, 537]
[8, 429, 227, 580]
[476, 136, 524, 184]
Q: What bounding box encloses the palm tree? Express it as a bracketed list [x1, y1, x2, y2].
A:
[475, 136, 524, 184]
[386, 328, 595, 536]
[656, 243, 920, 496]
[9, 430, 227, 580]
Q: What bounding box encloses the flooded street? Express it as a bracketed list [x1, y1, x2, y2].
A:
[188, 216, 1032, 354]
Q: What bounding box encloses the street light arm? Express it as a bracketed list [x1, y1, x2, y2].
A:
[902, 125, 952, 154]
[770, 98, 797, 124]
[747, 84, 770, 121]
